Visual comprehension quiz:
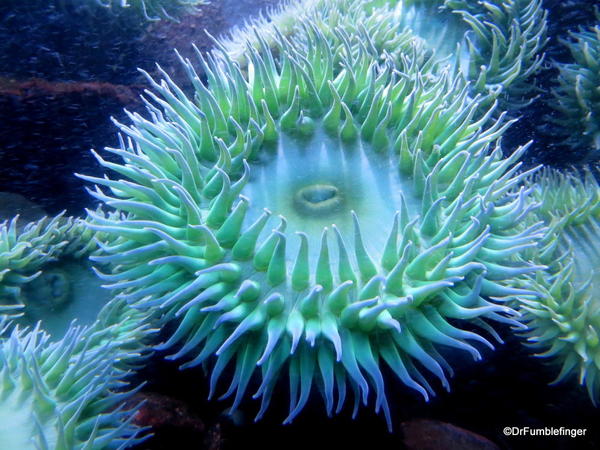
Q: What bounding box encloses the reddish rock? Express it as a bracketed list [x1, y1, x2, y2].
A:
[132, 392, 206, 432]
[0, 77, 144, 106]
[401, 419, 500, 450]
[127, 392, 223, 450]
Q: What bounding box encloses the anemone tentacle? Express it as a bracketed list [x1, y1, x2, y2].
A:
[82, 0, 544, 429]
[80, 295, 158, 371]
[515, 168, 600, 403]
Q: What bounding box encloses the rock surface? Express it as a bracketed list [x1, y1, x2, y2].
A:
[401, 419, 500, 450]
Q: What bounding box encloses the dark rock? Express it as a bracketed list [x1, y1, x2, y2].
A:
[401, 419, 500, 450]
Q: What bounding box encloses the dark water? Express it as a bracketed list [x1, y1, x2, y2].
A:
[0, 1, 599, 449]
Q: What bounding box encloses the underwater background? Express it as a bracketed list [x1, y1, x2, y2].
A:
[1, 0, 600, 449]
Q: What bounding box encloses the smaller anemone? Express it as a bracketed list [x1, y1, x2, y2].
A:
[0, 321, 147, 449]
[0, 210, 157, 364]
[445, 0, 548, 108]
[218, 0, 434, 67]
[515, 167, 600, 402]
[0, 212, 118, 337]
[216, 0, 311, 62]
[218, 0, 548, 110]
[549, 18, 600, 161]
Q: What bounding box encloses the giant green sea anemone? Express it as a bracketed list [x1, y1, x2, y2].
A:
[0, 320, 147, 449]
[81, 0, 545, 429]
[515, 168, 600, 403]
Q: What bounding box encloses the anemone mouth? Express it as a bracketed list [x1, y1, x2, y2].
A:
[22, 268, 71, 312]
[242, 128, 416, 258]
[42, 269, 71, 311]
[294, 183, 342, 215]
[18, 261, 112, 338]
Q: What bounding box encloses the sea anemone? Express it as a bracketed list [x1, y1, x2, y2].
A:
[445, 0, 548, 108]
[0, 212, 118, 337]
[549, 19, 600, 161]
[219, 0, 548, 110]
[81, 0, 544, 429]
[218, 0, 436, 65]
[515, 168, 600, 403]
[0, 321, 147, 449]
